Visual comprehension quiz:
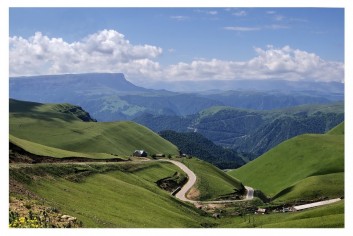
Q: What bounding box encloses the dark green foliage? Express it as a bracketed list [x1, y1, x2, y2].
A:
[160, 130, 246, 169]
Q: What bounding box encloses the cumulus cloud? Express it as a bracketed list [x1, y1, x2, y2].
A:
[10, 31, 343, 83]
[162, 45, 344, 82]
[10, 30, 162, 77]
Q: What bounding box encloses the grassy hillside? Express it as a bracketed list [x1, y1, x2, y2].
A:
[9, 99, 179, 157]
[219, 200, 344, 228]
[10, 161, 210, 227]
[327, 121, 344, 135]
[10, 135, 121, 159]
[228, 122, 344, 202]
[9, 98, 96, 122]
[179, 158, 244, 201]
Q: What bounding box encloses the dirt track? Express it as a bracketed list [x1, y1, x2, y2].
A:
[160, 159, 254, 204]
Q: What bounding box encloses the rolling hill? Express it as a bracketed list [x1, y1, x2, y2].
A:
[228, 122, 344, 202]
[9, 99, 179, 157]
[179, 158, 245, 201]
[9, 161, 209, 227]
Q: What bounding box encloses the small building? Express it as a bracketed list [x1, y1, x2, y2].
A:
[255, 208, 268, 214]
[133, 150, 148, 157]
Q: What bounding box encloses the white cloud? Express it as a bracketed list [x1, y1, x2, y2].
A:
[10, 31, 343, 83]
[223, 26, 261, 31]
[233, 10, 247, 17]
[170, 15, 189, 21]
[224, 25, 289, 32]
[10, 30, 162, 77]
[274, 15, 285, 21]
[162, 46, 344, 82]
[266, 11, 276, 15]
[207, 11, 218, 15]
[266, 24, 290, 30]
[194, 9, 219, 16]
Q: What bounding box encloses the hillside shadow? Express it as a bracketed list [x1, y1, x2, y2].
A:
[272, 186, 294, 201]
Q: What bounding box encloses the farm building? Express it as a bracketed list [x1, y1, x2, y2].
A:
[133, 150, 148, 157]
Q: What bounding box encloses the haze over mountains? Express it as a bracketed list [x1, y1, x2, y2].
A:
[10, 73, 344, 160]
[10, 73, 344, 120]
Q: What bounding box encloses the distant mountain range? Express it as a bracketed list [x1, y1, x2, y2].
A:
[10, 73, 344, 122]
[141, 79, 344, 95]
[135, 103, 344, 157]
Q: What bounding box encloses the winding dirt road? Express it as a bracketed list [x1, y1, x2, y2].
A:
[160, 159, 254, 204]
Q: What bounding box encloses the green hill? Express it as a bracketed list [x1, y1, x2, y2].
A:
[179, 158, 244, 201]
[9, 99, 179, 157]
[228, 122, 344, 202]
[9, 161, 209, 227]
[10, 135, 121, 160]
[327, 121, 344, 135]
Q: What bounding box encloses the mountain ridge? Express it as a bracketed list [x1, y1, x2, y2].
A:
[135, 102, 344, 157]
[10, 73, 344, 122]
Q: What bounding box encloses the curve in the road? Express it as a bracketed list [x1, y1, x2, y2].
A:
[160, 159, 253, 204]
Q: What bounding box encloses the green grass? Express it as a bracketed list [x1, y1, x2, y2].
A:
[179, 158, 244, 201]
[228, 122, 344, 200]
[327, 121, 344, 135]
[219, 201, 344, 228]
[11, 161, 211, 228]
[9, 99, 179, 157]
[10, 160, 344, 228]
[273, 173, 344, 203]
[10, 134, 122, 159]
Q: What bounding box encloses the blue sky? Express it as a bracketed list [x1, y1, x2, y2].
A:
[9, 7, 344, 83]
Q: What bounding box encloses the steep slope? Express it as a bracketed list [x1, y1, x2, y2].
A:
[9, 99, 179, 157]
[228, 122, 344, 202]
[9, 161, 209, 227]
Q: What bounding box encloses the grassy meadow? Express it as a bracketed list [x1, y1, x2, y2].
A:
[9, 99, 179, 157]
[219, 200, 344, 228]
[229, 122, 344, 202]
